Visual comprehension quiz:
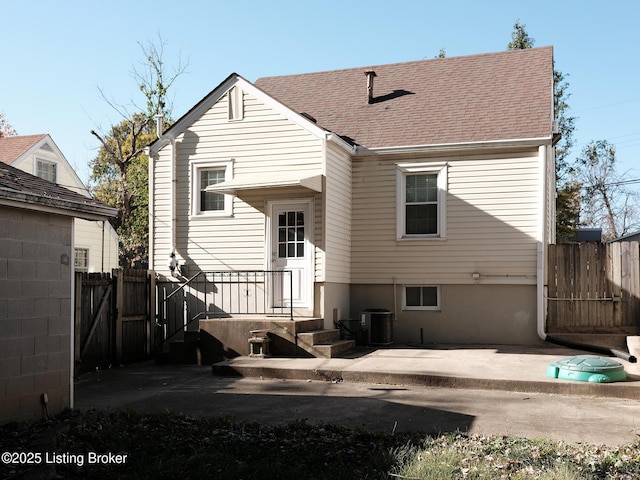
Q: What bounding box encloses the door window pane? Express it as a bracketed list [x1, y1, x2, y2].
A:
[277, 210, 305, 258]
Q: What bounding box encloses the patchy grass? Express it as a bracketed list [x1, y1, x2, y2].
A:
[390, 434, 640, 479]
[1, 410, 639, 479]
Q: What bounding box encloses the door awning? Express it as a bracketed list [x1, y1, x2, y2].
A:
[206, 173, 323, 194]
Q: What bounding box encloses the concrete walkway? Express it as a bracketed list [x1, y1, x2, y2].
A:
[212, 344, 640, 399]
[74, 344, 640, 446]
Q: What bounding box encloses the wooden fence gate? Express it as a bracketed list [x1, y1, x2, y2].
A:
[547, 242, 640, 333]
[74, 269, 154, 376]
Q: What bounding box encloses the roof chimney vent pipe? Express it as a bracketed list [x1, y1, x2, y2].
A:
[365, 70, 377, 104]
[156, 114, 164, 139]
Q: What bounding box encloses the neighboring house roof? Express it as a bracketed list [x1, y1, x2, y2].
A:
[0, 134, 48, 164]
[608, 230, 640, 243]
[0, 133, 90, 196]
[254, 47, 554, 149]
[0, 162, 116, 220]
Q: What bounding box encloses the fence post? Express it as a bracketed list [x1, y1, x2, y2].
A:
[73, 271, 83, 376]
[148, 270, 156, 355]
[115, 269, 124, 364]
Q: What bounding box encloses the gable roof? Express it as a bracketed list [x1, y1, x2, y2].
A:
[0, 133, 91, 197]
[254, 47, 554, 149]
[0, 134, 48, 164]
[0, 162, 116, 220]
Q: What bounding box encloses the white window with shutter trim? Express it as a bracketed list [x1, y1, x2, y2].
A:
[190, 160, 233, 217]
[396, 162, 447, 239]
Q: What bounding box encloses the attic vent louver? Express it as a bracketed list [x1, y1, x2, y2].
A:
[365, 70, 377, 104]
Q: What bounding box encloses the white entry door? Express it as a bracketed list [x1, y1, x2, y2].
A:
[268, 199, 313, 311]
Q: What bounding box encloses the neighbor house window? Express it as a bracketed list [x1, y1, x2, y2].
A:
[191, 160, 233, 216]
[36, 158, 57, 183]
[74, 248, 89, 271]
[404, 285, 440, 310]
[228, 86, 244, 121]
[396, 162, 447, 239]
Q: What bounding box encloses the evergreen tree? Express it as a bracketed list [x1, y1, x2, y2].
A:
[508, 20, 579, 242]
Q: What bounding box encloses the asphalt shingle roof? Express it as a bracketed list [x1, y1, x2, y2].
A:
[0, 134, 47, 164]
[254, 47, 554, 148]
[0, 162, 115, 217]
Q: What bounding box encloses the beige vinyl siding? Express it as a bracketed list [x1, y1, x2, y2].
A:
[15, 147, 88, 197]
[323, 142, 352, 283]
[152, 88, 324, 276]
[351, 150, 541, 285]
[74, 219, 119, 272]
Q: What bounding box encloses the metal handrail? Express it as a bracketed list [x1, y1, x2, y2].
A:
[157, 270, 293, 351]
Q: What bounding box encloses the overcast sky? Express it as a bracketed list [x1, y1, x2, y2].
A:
[2, 0, 639, 189]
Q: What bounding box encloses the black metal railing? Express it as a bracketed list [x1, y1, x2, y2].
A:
[156, 270, 293, 350]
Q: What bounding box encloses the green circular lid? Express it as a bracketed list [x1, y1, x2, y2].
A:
[552, 355, 624, 373]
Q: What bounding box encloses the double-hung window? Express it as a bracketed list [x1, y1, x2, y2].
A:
[396, 162, 447, 239]
[74, 248, 89, 272]
[36, 158, 57, 183]
[191, 160, 233, 216]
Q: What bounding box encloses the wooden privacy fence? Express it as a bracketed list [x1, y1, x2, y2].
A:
[74, 269, 154, 376]
[547, 242, 640, 333]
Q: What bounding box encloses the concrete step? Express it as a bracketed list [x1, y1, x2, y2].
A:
[312, 339, 357, 359]
[297, 329, 341, 346]
[296, 328, 357, 358]
[292, 318, 325, 333]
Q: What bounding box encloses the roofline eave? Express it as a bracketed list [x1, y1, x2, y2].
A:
[0, 189, 118, 221]
[354, 135, 555, 156]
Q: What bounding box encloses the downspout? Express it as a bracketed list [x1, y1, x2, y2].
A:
[537, 145, 637, 363]
[536, 145, 547, 343]
[155, 115, 178, 277]
[101, 220, 105, 272]
[145, 146, 154, 272]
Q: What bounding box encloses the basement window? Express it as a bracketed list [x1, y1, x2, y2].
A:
[404, 285, 440, 310]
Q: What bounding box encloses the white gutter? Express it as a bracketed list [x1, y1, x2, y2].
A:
[325, 132, 357, 155]
[355, 136, 554, 156]
[537, 144, 548, 341]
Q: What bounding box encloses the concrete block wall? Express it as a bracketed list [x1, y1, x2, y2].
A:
[0, 206, 73, 424]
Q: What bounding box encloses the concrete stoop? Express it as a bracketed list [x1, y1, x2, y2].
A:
[160, 317, 357, 365]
